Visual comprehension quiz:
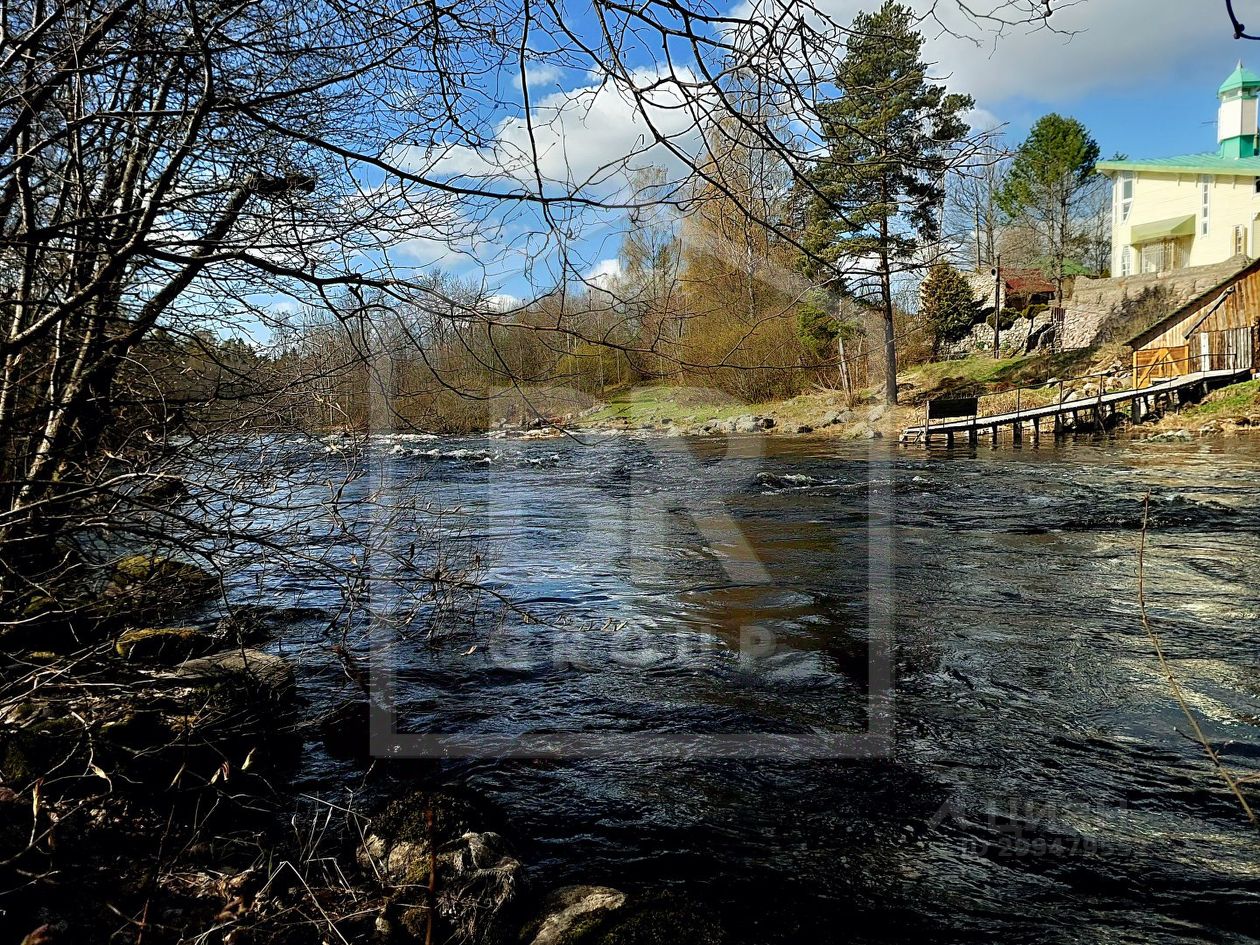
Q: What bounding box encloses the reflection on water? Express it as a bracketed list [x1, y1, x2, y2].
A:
[236, 434, 1260, 943]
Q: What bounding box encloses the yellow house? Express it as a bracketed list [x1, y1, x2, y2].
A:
[1098, 64, 1260, 276]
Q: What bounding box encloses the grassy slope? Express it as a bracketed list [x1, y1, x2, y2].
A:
[1178, 379, 1260, 422]
[578, 347, 1111, 436]
[578, 346, 1260, 437]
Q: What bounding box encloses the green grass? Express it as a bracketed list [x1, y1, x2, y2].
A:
[901, 348, 1093, 402]
[582, 385, 754, 425]
[1181, 378, 1260, 419]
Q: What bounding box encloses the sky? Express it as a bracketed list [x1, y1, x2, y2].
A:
[255, 1, 1260, 329]
[518, 1, 1258, 297]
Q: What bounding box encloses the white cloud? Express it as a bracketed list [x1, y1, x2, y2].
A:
[964, 106, 1003, 133]
[586, 258, 622, 288]
[922, 0, 1225, 105]
[406, 66, 707, 194]
[517, 64, 566, 91]
[741, 0, 1226, 108]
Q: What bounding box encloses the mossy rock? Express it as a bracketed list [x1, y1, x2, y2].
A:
[593, 896, 724, 945]
[108, 554, 216, 597]
[20, 593, 56, 618]
[518, 891, 722, 945]
[519, 886, 627, 945]
[115, 626, 214, 664]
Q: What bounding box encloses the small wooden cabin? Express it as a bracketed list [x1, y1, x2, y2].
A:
[1128, 256, 1260, 386]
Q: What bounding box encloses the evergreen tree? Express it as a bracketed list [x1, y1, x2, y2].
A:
[998, 114, 1101, 300]
[920, 262, 980, 355]
[798, 1, 972, 404]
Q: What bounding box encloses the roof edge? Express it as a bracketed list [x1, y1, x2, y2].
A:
[1096, 157, 1260, 176]
[1124, 256, 1260, 348]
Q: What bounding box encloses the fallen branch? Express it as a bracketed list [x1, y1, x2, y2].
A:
[1138, 491, 1257, 826]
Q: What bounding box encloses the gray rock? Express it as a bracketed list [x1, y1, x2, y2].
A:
[521, 885, 627, 945]
[795, 425, 814, 434]
[176, 648, 294, 697]
[360, 792, 522, 944]
[821, 410, 850, 427]
[1142, 429, 1193, 443]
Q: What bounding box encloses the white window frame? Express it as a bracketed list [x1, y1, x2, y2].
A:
[1121, 244, 1132, 277]
[1200, 175, 1211, 236]
[1120, 171, 1133, 222]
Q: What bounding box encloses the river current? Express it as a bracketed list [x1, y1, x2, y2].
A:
[227, 433, 1260, 944]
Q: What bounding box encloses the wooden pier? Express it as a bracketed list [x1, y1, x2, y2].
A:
[900, 363, 1251, 447]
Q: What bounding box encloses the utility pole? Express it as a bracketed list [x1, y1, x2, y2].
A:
[992, 254, 1002, 359]
[975, 206, 981, 270]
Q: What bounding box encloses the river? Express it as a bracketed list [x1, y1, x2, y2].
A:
[232, 433, 1260, 944]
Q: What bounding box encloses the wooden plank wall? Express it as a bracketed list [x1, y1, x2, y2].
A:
[1134, 345, 1189, 386]
[1204, 326, 1253, 370]
[1141, 264, 1260, 351]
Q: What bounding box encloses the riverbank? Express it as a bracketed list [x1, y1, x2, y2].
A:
[562, 348, 1260, 443]
[0, 552, 726, 944]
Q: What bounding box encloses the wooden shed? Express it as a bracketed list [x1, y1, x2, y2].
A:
[1127, 257, 1260, 386]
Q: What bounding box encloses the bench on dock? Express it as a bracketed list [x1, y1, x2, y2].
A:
[917, 396, 978, 446]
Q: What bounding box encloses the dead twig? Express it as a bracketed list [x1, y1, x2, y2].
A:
[1138, 490, 1257, 825]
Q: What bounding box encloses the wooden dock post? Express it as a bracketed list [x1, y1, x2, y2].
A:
[1032, 418, 1040, 444]
[968, 426, 978, 446]
[947, 431, 955, 448]
[1012, 420, 1023, 445]
[990, 424, 998, 445]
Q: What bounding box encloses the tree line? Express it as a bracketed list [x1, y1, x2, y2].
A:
[0, 0, 1112, 608]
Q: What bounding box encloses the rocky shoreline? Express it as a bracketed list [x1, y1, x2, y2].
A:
[1, 555, 727, 945]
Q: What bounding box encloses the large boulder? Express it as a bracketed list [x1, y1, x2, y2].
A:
[108, 554, 215, 595]
[517, 890, 724, 945]
[104, 554, 217, 619]
[519, 886, 627, 945]
[732, 415, 774, 434]
[176, 648, 294, 698]
[115, 626, 215, 664]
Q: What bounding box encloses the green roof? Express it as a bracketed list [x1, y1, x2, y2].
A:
[1097, 153, 1260, 176]
[1220, 63, 1260, 95]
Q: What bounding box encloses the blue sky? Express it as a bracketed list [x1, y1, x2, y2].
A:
[988, 18, 1251, 160]
[509, 2, 1260, 299]
[253, 1, 1260, 329]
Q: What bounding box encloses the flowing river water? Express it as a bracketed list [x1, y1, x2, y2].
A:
[236, 433, 1260, 944]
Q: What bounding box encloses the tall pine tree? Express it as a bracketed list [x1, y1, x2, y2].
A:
[799, 2, 972, 404]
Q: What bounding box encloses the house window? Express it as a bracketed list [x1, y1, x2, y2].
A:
[1200, 175, 1211, 235]
[1235, 225, 1249, 257]
[1120, 172, 1133, 222]
[1121, 245, 1132, 276]
[1253, 176, 1260, 195]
